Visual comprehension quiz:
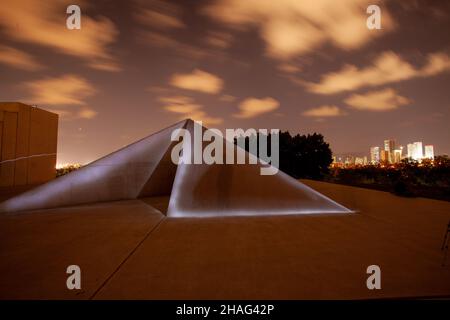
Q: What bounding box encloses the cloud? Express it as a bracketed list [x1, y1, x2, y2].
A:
[134, 1, 227, 61]
[206, 31, 233, 49]
[44, 108, 73, 119]
[159, 95, 223, 125]
[302, 105, 345, 117]
[234, 97, 279, 118]
[139, 31, 179, 47]
[24, 74, 96, 106]
[219, 94, 237, 102]
[0, 45, 43, 71]
[188, 111, 224, 125]
[138, 31, 211, 60]
[0, 0, 120, 71]
[422, 52, 450, 76]
[277, 63, 301, 74]
[87, 61, 122, 72]
[305, 51, 450, 94]
[160, 96, 203, 114]
[134, 0, 185, 29]
[170, 69, 224, 94]
[203, 0, 394, 60]
[44, 107, 98, 120]
[136, 10, 185, 29]
[146, 85, 171, 94]
[26, 74, 98, 121]
[344, 88, 410, 111]
[78, 108, 98, 119]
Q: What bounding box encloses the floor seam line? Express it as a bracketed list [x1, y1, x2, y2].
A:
[89, 215, 166, 300]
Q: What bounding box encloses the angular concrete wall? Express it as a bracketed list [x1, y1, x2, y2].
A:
[0, 118, 351, 216]
[0, 120, 186, 213]
[0, 102, 58, 188]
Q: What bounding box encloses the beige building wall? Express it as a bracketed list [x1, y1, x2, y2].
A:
[0, 102, 58, 188]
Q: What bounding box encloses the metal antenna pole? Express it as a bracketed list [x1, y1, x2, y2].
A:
[443, 237, 449, 267]
[442, 221, 450, 251]
[442, 221, 450, 267]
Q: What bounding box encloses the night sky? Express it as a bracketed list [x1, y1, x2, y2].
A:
[1, 0, 449, 165]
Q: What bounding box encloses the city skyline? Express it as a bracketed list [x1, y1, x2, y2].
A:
[334, 137, 438, 167]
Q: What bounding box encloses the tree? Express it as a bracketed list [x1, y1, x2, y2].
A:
[237, 131, 333, 179]
[279, 132, 332, 179]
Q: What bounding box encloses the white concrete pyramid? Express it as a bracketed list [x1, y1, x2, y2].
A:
[0, 119, 351, 216]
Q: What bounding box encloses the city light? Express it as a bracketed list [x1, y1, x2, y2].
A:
[332, 139, 436, 167]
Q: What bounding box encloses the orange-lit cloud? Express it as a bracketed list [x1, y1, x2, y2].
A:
[0, 45, 43, 71]
[234, 97, 280, 118]
[159, 95, 223, 125]
[206, 31, 233, 49]
[138, 31, 212, 60]
[302, 105, 345, 117]
[277, 63, 301, 74]
[344, 88, 410, 111]
[170, 69, 224, 94]
[135, 0, 185, 29]
[44, 108, 73, 119]
[161, 96, 203, 114]
[29, 76, 98, 119]
[45, 107, 98, 120]
[188, 111, 224, 126]
[0, 0, 120, 71]
[219, 94, 237, 102]
[134, 1, 224, 61]
[305, 51, 450, 94]
[25, 74, 96, 106]
[136, 10, 185, 29]
[203, 0, 394, 60]
[78, 108, 98, 119]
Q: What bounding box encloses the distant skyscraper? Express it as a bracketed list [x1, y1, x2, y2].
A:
[424, 145, 434, 159]
[344, 155, 355, 166]
[370, 146, 380, 164]
[380, 150, 390, 164]
[384, 139, 395, 163]
[355, 157, 364, 165]
[384, 139, 395, 152]
[407, 142, 423, 160]
[407, 143, 414, 159]
[393, 149, 402, 163]
[413, 142, 423, 160]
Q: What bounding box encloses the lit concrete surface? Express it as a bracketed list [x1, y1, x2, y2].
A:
[0, 200, 163, 299]
[1, 181, 450, 299]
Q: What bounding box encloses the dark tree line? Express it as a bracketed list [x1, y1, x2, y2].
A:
[279, 131, 332, 179]
[236, 131, 333, 179]
[327, 156, 450, 201]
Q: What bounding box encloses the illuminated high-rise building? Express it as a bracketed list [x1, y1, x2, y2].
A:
[407, 142, 423, 160]
[355, 157, 364, 166]
[370, 146, 380, 164]
[380, 150, 390, 164]
[393, 149, 402, 163]
[424, 145, 434, 159]
[384, 139, 395, 152]
[344, 156, 355, 166]
[384, 139, 395, 163]
[413, 142, 423, 160]
[407, 143, 414, 159]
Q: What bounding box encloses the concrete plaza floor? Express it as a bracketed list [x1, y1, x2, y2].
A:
[1, 180, 449, 299]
